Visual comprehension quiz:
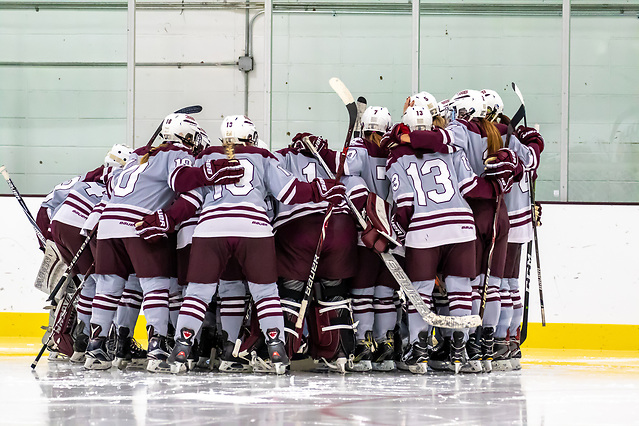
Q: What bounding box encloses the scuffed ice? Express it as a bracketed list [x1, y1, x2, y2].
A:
[1, 356, 638, 425]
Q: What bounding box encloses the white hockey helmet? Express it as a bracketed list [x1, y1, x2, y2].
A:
[361, 106, 393, 134]
[450, 89, 487, 120]
[438, 99, 452, 122]
[402, 106, 433, 131]
[481, 89, 504, 121]
[104, 144, 133, 168]
[220, 115, 259, 146]
[161, 113, 206, 152]
[410, 91, 439, 118]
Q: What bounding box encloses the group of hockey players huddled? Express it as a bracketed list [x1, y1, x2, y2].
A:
[34, 87, 543, 376]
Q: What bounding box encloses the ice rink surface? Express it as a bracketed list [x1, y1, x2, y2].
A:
[1, 350, 638, 425]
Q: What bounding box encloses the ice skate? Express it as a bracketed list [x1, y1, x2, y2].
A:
[113, 327, 147, 370]
[480, 327, 495, 373]
[449, 331, 466, 375]
[461, 331, 482, 373]
[84, 336, 112, 370]
[492, 337, 513, 371]
[347, 331, 374, 372]
[371, 331, 396, 371]
[428, 336, 451, 371]
[195, 326, 217, 371]
[509, 337, 522, 370]
[167, 327, 196, 374]
[106, 323, 117, 359]
[146, 334, 171, 373]
[70, 331, 89, 364]
[262, 328, 289, 375]
[402, 331, 429, 374]
[219, 340, 252, 373]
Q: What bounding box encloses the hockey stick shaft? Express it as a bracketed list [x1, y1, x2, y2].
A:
[46, 229, 96, 303]
[0, 166, 47, 249]
[144, 105, 203, 149]
[295, 78, 357, 329]
[305, 141, 481, 329]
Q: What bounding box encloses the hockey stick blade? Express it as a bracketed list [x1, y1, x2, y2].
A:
[302, 139, 480, 329]
[512, 82, 525, 106]
[329, 78, 355, 106]
[145, 105, 203, 149]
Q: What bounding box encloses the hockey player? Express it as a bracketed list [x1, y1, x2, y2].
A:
[444, 89, 541, 372]
[84, 113, 244, 372]
[481, 89, 545, 371]
[382, 106, 517, 374]
[273, 132, 359, 372]
[139, 115, 346, 375]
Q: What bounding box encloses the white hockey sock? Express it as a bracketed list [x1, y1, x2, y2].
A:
[176, 282, 218, 336]
[249, 282, 285, 339]
[482, 275, 502, 328]
[77, 275, 96, 335]
[92, 274, 126, 337]
[509, 278, 523, 337]
[140, 277, 171, 337]
[351, 287, 374, 340]
[219, 279, 247, 341]
[496, 279, 513, 338]
[407, 280, 435, 343]
[373, 285, 397, 341]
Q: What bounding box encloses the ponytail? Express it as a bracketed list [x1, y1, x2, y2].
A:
[478, 117, 502, 155]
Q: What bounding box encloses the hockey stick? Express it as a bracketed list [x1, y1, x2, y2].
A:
[145, 105, 203, 149]
[32, 276, 86, 369]
[46, 228, 96, 303]
[353, 96, 367, 138]
[295, 77, 358, 330]
[304, 138, 481, 329]
[0, 166, 47, 250]
[512, 82, 546, 329]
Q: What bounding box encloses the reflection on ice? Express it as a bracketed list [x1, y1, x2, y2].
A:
[2, 355, 638, 425]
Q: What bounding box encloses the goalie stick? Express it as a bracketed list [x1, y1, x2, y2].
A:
[0, 166, 46, 250]
[144, 105, 203, 149]
[294, 77, 358, 330]
[31, 275, 86, 369]
[303, 137, 482, 329]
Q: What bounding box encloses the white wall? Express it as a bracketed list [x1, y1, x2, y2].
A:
[1, 197, 637, 325]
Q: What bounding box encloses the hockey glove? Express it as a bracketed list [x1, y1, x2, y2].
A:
[483, 148, 521, 194]
[202, 159, 244, 186]
[290, 132, 328, 155]
[515, 125, 545, 153]
[135, 210, 175, 243]
[380, 123, 410, 150]
[310, 178, 346, 205]
[361, 193, 395, 254]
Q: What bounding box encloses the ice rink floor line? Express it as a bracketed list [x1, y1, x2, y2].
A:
[2, 350, 639, 426]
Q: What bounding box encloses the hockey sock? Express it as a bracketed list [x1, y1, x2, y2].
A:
[175, 282, 218, 337]
[219, 279, 247, 342]
[351, 287, 374, 340]
[509, 278, 523, 337]
[446, 276, 473, 339]
[482, 275, 502, 328]
[248, 282, 285, 339]
[140, 277, 171, 337]
[407, 280, 435, 343]
[114, 275, 143, 337]
[91, 274, 126, 337]
[373, 285, 397, 342]
[168, 278, 183, 329]
[495, 279, 513, 339]
[77, 274, 96, 335]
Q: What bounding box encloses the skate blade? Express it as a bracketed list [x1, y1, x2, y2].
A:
[48, 352, 70, 362]
[69, 352, 86, 364]
[510, 358, 522, 370]
[372, 360, 396, 371]
[127, 358, 148, 369]
[452, 362, 462, 374]
[408, 363, 428, 375]
[492, 360, 513, 372]
[146, 359, 171, 373]
[83, 358, 112, 370]
[460, 360, 482, 373]
[218, 360, 252, 373]
[170, 362, 187, 374]
[316, 357, 347, 374]
[481, 359, 493, 373]
[346, 360, 372, 372]
[395, 361, 410, 371]
[112, 358, 129, 370]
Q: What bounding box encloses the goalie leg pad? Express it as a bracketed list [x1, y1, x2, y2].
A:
[278, 279, 306, 359]
[308, 279, 356, 367]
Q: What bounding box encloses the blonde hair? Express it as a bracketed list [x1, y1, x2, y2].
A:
[477, 117, 502, 155]
[432, 116, 447, 129]
[366, 131, 383, 147]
